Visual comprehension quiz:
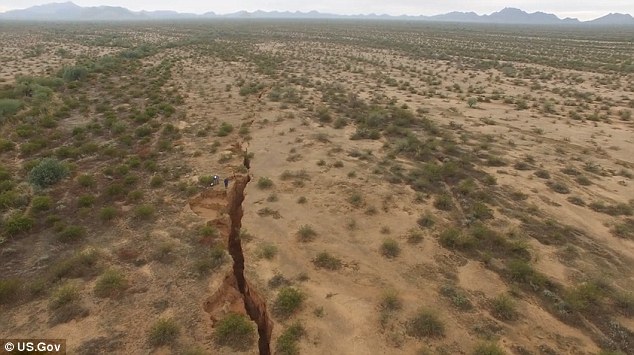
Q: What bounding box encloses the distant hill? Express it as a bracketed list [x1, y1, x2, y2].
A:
[588, 13, 634, 25]
[1, 2, 633, 25]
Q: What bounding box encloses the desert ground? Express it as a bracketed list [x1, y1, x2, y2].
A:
[0, 21, 633, 355]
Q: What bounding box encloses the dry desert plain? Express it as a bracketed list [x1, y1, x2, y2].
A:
[0, 21, 633, 355]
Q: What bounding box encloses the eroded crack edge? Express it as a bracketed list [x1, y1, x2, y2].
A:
[226, 171, 273, 355]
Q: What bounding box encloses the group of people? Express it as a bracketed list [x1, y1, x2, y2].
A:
[210, 175, 230, 189]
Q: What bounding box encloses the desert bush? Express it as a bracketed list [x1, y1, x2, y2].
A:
[0, 99, 22, 118]
[3, 214, 34, 237]
[148, 318, 180, 347]
[149, 175, 164, 188]
[491, 294, 518, 321]
[548, 181, 570, 194]
[433, 194, 454, 211]
[380, 289, 402, 312]
[406, 229, 424, 244]
[273, 287, 304, 319]
[406, 309, 445, 338]
[563, 282, 604, 313]
[614, 292, 634, 317]
[217, 122, 234, 137]
[214, 313, 255, 350]
[473, 342, 506, 355]
[134, 204, 155, 220]
[257, 177, 273, 189]
[195, 246, 226, 275]
[296, 196, 307, 204]
[440, 284, 472, 310]
[348, 191, 364, 207]
[99, 206, 118, 221]
[31, 195, 52, 212]
[297, 225, 317, 242]
[567, 196, 585, 206]
[0, 278, 21, 304]
[94, 269, 127, 298]
[575, 176, 592, 186]
[417, 213, 435, 228]
[257, 243, 278, 260]
[535, 169, 550, 179]
[49, 283, 79, 310]
[380, 239, 401, 258]
[50, 249, 99, 280]
[60, 65, 88, 81]
[77, 174, 95, 187]
[77, 194, 95, 208]
[439, 228, 474, 250]
[276, 322, 305, 355]
[57, 225, 86, 243]
[28, 158, 68, 188]
[313, 252, 342, 270]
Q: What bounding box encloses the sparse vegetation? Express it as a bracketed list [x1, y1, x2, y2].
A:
[214, 313, 255, 350]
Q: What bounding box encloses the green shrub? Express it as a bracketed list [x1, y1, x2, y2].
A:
[406, 229, 424, 244]
[60, 65, 88, 81]
[491, 294, 517, 321]
[257, 177, 273, 189]
[57, 225, 86, 243]
[417, 213, 435, 228]
[99, 206, 118, 221]
[273, 287, 304, 319]
[256, 243, 278, 260]
[77, 174, 95, 187]
[313, 252, 342, 270]
[614, 292, 634, 317]
[49, 283, 79, 310]
[563, 282, 604, 313]
[3, 214, 34, 237]
[297, 225, 317, 242]
[214, 313, 255, 350]
[406, 309, 445, 338]
[380, 239, 401, 258]
[379, 290, 402, 312]
[433, 194, 454, 211]
[473, 342, 506, 355]
[77, 194, 95, 208]
[50, 249, 99, 280]
[134, 205, 155, 220]
[0, 278, 21, 304]
[439, 228, 474, 250]
[348, 192, 364, 207]
[148, 318, 180, 347]
[439, 284, 472, 310]
[94, 269, 127, 298]
[28, 158, 68, 188]
[31, 195, 52, 212]
[276, 322, 305, 355]
[194, 246, 226, 276]
[0, 139, 16, 152]
[217, 122, 234, 137]
[0, 99, 23, 118]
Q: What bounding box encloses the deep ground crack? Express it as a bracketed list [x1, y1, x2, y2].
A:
[226, 173, 273, 354]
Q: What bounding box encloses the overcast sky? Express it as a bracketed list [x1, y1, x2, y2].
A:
[0, 1, 632, 20]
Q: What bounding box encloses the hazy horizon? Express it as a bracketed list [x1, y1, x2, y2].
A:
[0, 0, 633, 21]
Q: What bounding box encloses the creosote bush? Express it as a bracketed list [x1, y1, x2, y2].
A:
[406, 309, 445, 338]
[313, 252, 342, 270]
[214, 313, 255, 350]
[297, 225, 317, 242]
[94, 269, 127, 298]
[257, 177, 273, 189]
[276, 322, 305, 355]
[273, 287, 304, 319]
[380, 239, 401, 258]
[148, 318, 180, 347]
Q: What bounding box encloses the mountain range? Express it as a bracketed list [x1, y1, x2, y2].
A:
[1, 2, 633, 25]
